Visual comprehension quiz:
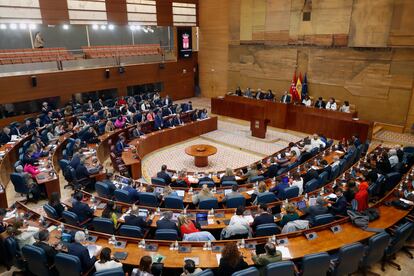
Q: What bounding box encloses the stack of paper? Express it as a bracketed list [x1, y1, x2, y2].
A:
[276, 246, 292, 259]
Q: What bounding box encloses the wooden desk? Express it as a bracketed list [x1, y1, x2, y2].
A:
[212, 95, 373, 142]
[185, 144, 217, 167]
[122, 118, 218, 179]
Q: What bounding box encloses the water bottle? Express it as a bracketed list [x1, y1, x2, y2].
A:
[207, 240, 212, 250]
[240, 238, 245, 248]
[174, 241, 179, 250]
[84, 228, 89, 237]
[271, 235, 276, 243]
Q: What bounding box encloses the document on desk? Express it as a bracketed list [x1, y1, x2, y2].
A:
[87, 244, 102, 258]
[276, 246, 292, 259]
[246, 190, 255, 195]
[176, 190, 185, 197]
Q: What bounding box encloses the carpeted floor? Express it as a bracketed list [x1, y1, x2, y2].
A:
[374, 130, 414, 146]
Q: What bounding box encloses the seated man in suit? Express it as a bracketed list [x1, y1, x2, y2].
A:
[19, 120, 34, 135]
[252, 242, 282, 267]
[251, 204, 275, 232]
[280, 91, 291, 103]
[0, 127, 11, 145]
[122, 182, 140, 202]
[304, 196, 329, 224]
[154, 111, 164, 130]
[115, 136, 128, 156]
[124, 204, 154, 232]
[156, 211, 179, 233]
[33, 230, 59, 267]
[328, 187, 348, 217]
[222, 184, 243, 203]
[301, 163, 319, 184]
[82, 127, 99, 144]
[75, 157, 94, 187]
[163, 117, 174, 128]
[42, 111, 54, 125]
[70, 152, 82, 169]
[270, 178, 289, 199]
[70, 192, 94, 222]
[172, 115, 184, 126]
[314, 97, 326, 109]
[132, 124, 144, 138]
[264, 158, 279, 179]
[67, 231, 98, 273]
[157, 165, 172, 184]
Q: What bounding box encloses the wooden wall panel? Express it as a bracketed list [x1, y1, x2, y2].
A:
[38, 0, 69, 25]
[156, 0, 173, 26]
[264, 0, 291, 44]
[388, 0, 414, 46]
[198, 0, 229, 97]
[105, 0, 128, 25]
[0, 57, 197, 105]
[348, 0, 394, 47]
[229, 0, 241, 45]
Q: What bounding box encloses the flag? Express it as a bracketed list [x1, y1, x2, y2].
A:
[289, 71, 297, 101]
[296, 75, 302, 101]
[302, 73, 308, 98]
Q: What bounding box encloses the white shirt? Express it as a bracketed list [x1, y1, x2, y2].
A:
[290, 146, 301, 158]
[311, 138, 326, 149]
[302, 99, 312, 107]
[326, 102, 337, 110]
[229, 215, 250, 228]
[389, 155, 399, 168]
[340, 105, 350, 113]
[95, 260, 122, 272]
[141, 103, 148, 111]
[291, 178, 304, 195]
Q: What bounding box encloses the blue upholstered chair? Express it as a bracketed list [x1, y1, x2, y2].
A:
[118, 225, 143, 238]
[312, 213, 335, 227]
[278, 186, 299, 200]
[250, 175, 265, 183]
[10, 173, 30, 196]
[94, 268, 124, 276]
[114, 189, 134, 204]
[226, 196, 246, 208]
[43, 204, 60, 220]
[382, 222, 414, 271]
[62, 210, 81, 226]
[199, 198, 219, 209]
[300, 252, 330, 276]
[222, 181, 238, 187]
[257, 192, 277, 204]
[54, 253, 82, 276]
[264, 260, 295, 276]
[22, 245, 50, 276]
[151, 177, 166, 185]
[92, 217, 115, 234]
[330, 242, 365, 276]
[155, 229, 178, 241]
[164, 196, 184, 209]
[304, 179, 319, 193]
[360, 232, 390, 274]
[255, 223, 279, 237]
[232, 267, 259, 276]
[139, 192, 159, 207]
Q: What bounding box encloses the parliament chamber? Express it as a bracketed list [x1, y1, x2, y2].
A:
[0, 1, 414, 276]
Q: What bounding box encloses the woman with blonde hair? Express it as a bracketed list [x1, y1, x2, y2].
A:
[105, 120, 114, 133]
[192, 184, 215, 205]
[177, 215, 199, 238]
[279, 203, 299, 227]
[221, 168, 236, 183]
[253, 181, 268, 205]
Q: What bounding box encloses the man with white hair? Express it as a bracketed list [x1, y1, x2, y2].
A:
[388, 149, 399, 168]
[67, 231, 98, 272]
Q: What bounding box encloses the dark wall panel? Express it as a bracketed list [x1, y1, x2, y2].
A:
[36, 25, 88, 50]
[0, 30, 32, 49]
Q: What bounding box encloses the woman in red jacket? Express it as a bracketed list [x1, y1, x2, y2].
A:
[355, 181, 369, 212]
[178, 215, 199, 238]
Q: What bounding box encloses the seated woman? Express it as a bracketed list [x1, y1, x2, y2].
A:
[172, 170, 190, 187]
[102, 201, 118, 228]
[132, 256, 154, 276]
[339, 101, 351, 113]
[6, 220, 37, 254]
[178, 215, 200, 238]
[290, 173, 304, 195]
[192, 185, 215, 205]
[162, 186, 178, 198]
[114, 116, 127, 129]
[252, 181, 269, 205]
[279, 203, 300, 227]
[221, 168, 236, 184]
[302, 95, 312, 107]
[94, 247, 122, 272]
[16, 165, 41, 200]
[49, 192, 65, 218]
[221, 206, 251, 239]
[105, 120, 114, 133]
[217, 243, 248, 275]
[199, 109, 208, 119]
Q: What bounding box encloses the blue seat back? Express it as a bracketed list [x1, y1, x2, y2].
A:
[250, 175, 265, 183]
[385, 172, 402, 191]
[257, 192, 276, 204]
[22, 245, 50, 276]
[232, 267, 259, 276]
[199, 198, 219, 209]
[198, 181, 215, 188]
[139, 192, 159, 207]
[151, 177, 166, 185]
[10, 173, 29, 194]
[92, 217, 114, 234]
[264, 260, 295, 276]
[226, 196, 246, 208]
[331, 242, 365, 276]
[95, 181, 111, 198]
[164, 196, 184, 209]
[312, 213, 334, 227]
[304, 179, 319, 193]
[329, 165, 340, 181]
[279, 186, 299, 200]
[43, 204, 59, 219]
[114, 189, 134, 204]
[94, 268, 124, 276]
[197, 269, 214, 276]
[155, 229, 178, 241]
[221, 181, 237, 187]
[118, 225, 143, 238]
[58, 159, 70, 172]
[386, 222, 414, 256]
[361, 232, 390, 267]
[62, 210, 79, 226]
[255, 223, 279, 237]
[4, 237, 17, 267]
[301, 252, 330, 276]
[317, 171, 329, 187]
[55, 253, 82, 276]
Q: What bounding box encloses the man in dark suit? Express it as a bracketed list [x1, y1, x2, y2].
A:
[154, 111, 163, 130]
[280, 91, 291, 103]
[124, 205, 153, 232]
[42, 111, 54, 125]
[157, 165, 171, 184]
[162, 106, 173, 117]
[301, 164, 319, 184]
[329, 187, 348, 216]
[70, 192, 94, 222]
[251, 204, 276, 232]
[33, 230, 58, 266]
[19, 120, 34, 135]
[0, 127, 11, 145]
[122, 183, 140, 202]
[67, 231, 97, 272]
[270, 179, 289, 199]
[156, 211, 179, 233]
[265, 158, 279, 179]
[94, 98, 105, 111]
[304, 196, 329, 224]
[115, 136, 128, 156]
[172, 115, 183, 126]
[314, 97, 326, 109]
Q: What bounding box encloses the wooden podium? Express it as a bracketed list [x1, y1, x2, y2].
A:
[251, 118, 268, 139]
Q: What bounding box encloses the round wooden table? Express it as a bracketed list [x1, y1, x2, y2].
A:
[185, 144, 217, 167]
